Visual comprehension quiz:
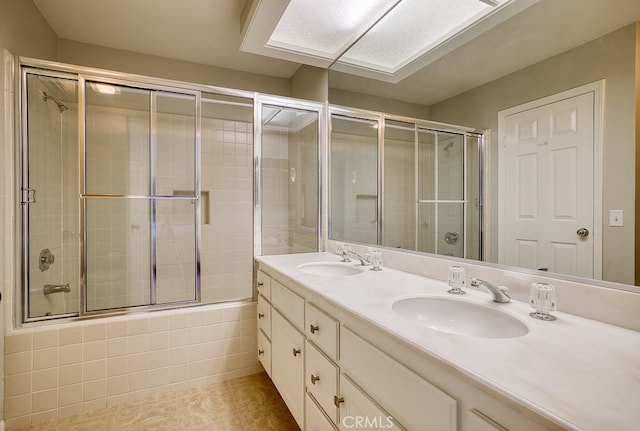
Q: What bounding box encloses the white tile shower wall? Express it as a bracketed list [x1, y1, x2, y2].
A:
[331, 133, 378, 243]
[3, 302, 258, 429]
[287, 123, 319, 253]
[261, 127, 290, 255]
[384, 137, 416, 249]
[200, 117, 253, 302]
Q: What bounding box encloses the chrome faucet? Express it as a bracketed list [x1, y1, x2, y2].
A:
[469, 278, 511, 303]
[343, 250, 370, 266]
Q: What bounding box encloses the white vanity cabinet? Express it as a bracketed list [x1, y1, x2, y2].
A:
[256, 265, 548, 431]
[270, 277, 307, 429]
[272, 309, 305, 427]
[338, 375, 403, 431]
[467, 410, 508, 431]
[256, 271, 272, 376]
[340, 326, 457, 431]
[306, 392, 338, 431]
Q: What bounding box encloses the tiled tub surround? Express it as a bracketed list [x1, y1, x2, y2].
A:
[256, 251, 640, 431]
[3, 302, 259, 430]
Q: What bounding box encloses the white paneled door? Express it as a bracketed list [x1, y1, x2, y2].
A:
[499, 85, 601, 279]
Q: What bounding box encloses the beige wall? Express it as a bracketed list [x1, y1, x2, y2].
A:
[59, 39, 291, 96]
[429, 24, 637, 285]
[329, 88, 430, 119]
[290, 65, 328, 102]
[0, 0, 58, 60]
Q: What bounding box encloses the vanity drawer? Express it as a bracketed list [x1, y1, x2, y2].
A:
[340, 326, 457, 431]
[306, 392, 338, 431]
[306, 340, 338, 424]
[271, 279, 305, 331]
[306, 302, 338, 360]
[257, 294, 271, 338]
[256, 270, 271, 300]
[257, 328, 271, 377]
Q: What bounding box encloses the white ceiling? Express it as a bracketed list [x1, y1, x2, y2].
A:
[33, 0, 640, 106]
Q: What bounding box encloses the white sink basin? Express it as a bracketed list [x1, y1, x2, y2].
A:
[392, 296, 528, 339]
[296, 262, 364, 276]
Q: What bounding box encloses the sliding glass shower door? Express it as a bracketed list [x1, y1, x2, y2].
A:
[83, 80, 198, 312]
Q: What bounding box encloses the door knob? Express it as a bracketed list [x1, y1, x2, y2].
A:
[576, 228, 590, 238]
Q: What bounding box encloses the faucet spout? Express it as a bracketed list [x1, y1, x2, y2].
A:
[344, 250, 370, 266]
[470, 278, 511, 303]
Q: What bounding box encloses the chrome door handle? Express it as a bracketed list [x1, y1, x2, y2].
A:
[576, 228, 590, 238]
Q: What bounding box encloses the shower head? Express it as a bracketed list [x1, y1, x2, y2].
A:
[41, 91, 68, 113]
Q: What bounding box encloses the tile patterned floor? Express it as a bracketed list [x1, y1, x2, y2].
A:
[13, 373, 300, 431]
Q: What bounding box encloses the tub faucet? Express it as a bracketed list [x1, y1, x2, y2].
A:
[343, 250, 370, 266]
[470, 278, 511, 303]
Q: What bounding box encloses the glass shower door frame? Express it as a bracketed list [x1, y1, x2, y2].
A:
[254, 94, 325, 257]
[78, 74, 202, 315]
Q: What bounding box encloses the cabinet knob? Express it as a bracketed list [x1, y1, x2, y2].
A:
[258, 313, 264, 319]
[334, 395, 345, 408]
[258, 349, 264, 355]
[257, 281, 264, 287]
[310, 324, 319, 334]
[292, 348, 301, 357]
[310, 374, 320, 385]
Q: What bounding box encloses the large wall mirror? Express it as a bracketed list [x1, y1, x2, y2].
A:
[327, 0, 640, 290]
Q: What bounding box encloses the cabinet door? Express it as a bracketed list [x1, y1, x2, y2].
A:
[257, 328, 271, 377]
[307, 393, 338, 431]
[306, 302, 339, 360]
[257, 294, 272, 338]
[272, 310, 305, 428]
[306, 340, 338, 424]
[340, 326, 457, 431]
[257, 270, 271, 300]
[467, 410, 508, 431]
[272, 279, 305, 331]
[338, 375, 403, 431]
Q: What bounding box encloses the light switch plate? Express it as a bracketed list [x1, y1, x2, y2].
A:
[609, 209, 623, 227]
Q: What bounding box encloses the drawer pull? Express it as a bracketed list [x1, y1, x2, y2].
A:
[310, 374, 320, 385]
[334, 395, 345, 408]
[292, 348, 301, 357]
[258, 349, 264, 355]
[310, 324, 319, 334]
[257, 281, 264, 287]
[258, 313, 264, 319]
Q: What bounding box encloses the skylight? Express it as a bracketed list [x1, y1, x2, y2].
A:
[266, 0, 399, 60]
[241, 0, 538, 79]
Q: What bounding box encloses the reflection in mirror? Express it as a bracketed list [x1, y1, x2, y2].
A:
[328, 0, 640, 288]
[374, 117, 483, 259]
[329, 113, 379, 244]
[329, 108, 483, 260]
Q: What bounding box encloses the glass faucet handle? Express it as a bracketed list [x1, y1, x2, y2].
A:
[529, 282, 557, 321]
[339, 244, 351, 262]
[447, 265, 466, 295]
